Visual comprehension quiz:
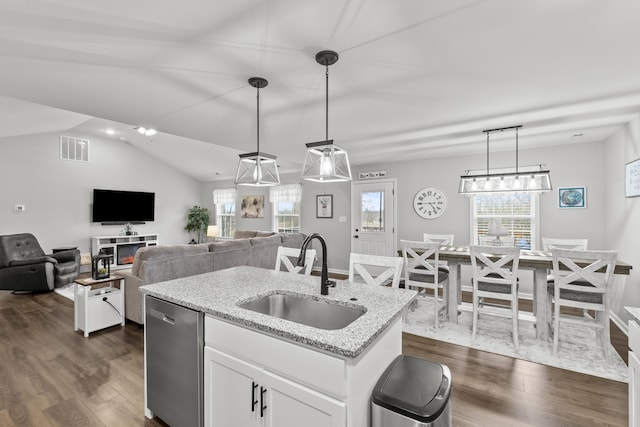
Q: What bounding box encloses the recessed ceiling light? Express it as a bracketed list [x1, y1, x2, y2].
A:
[135, 126, 157, 136]
[106, 129, 115, 135]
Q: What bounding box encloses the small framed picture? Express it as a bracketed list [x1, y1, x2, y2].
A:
[316, 194, 333, 218]
[625, 158, 640, 198]
[558, 186, 586, 209]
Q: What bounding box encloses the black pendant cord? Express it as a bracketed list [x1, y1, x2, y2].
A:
[515, 126, 519, 175]
[256, 85, 260, 153]
[325, 64, 329, 141]
[486, 131, 490, 175]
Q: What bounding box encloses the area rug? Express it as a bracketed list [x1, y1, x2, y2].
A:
[53, 284, 75, 301]
[403, 298, 628, 383]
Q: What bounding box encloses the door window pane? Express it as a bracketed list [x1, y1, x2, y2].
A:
[361, 191, 384, 232]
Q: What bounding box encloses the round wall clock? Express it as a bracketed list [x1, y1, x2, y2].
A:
[413, 187, 447, 219]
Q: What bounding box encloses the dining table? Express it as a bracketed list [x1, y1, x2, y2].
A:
[433, 246, 633, 340]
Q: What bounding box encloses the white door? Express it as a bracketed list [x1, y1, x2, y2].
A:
[351, 179, 396, 256]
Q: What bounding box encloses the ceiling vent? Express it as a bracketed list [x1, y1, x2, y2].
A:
[60, 136, 89, 162]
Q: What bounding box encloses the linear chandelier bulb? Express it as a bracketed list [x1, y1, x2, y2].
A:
[513, 176, 521, 189]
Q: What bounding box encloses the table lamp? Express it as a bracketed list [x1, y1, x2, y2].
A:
[487, 219, 510, 246]
[207, 225, 219, 241]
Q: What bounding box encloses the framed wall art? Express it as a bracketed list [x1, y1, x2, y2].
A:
[316, 194, 333, 218]
[240, 195, 264, 218]
[558, 186, 586, 209]
[625, 158, 640, 198]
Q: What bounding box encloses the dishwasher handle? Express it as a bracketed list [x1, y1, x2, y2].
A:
[149, 308, 176, 325]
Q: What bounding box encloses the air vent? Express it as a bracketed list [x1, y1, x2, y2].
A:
[60, 136, 89, 162]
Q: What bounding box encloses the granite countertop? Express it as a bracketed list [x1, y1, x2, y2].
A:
[140, 266, 417, 358]
[626, 306, 640, 322]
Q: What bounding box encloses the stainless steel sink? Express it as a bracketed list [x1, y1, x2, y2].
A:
[238, 292, 365, 330]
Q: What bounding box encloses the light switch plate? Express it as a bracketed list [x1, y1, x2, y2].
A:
[14, 204, 25, 212]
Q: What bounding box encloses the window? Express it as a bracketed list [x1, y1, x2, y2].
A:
[361, 191, 385, 232]
[270, 184, 302, 233]
[212, 188, 236, 239]
[471, 193, 539, 249]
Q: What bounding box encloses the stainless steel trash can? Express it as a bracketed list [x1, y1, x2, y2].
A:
[372, 355, 451, 427]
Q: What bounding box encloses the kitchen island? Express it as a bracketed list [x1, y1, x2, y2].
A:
[141, 266, 417, 427]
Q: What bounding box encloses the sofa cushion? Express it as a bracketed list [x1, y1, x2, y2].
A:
[132, 244, 209, 277]
[247, 235, 284, 269]
[233, 230, 258, 239]
[140, 252, 216, 284]
[256, 231, 277, 237]
[281, 233, 306, 248]
[208, 239, 251, 253]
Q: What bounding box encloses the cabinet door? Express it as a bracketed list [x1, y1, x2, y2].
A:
[263, 370, 346, 427]
[631, 351, 640, 427]
[204, 347, 261, 427]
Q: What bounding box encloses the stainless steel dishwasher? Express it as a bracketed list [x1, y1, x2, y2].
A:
[146, 295, 204, 427]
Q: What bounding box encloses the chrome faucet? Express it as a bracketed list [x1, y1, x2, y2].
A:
[297, 233, 335, 295]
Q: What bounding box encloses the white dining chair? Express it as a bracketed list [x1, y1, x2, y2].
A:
[274, 246, 316, 275]
[548, 248, 617, 359]
[348, 253, 403, 288]
[478, 235, 516, 247]
[541, 238, 588, 251]
[423, 233, 455, 246]
[470, 245, 521, 348]
[401, 240, 449, 328]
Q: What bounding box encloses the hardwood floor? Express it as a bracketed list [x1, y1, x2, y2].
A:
[0, 289, 629, 426]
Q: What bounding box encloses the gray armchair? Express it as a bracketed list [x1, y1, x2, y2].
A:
[0, 233, 81, 292]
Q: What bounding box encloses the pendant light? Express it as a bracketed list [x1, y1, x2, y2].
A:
[459, 125, 551, 195]
[235, 77, 280, 186]
[301, 50, 352, 182]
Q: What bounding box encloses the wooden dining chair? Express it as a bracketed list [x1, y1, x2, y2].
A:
[274, 246, 316, 275]
[548, 248, 617, 359]
[348, 253, 403, 288]
[401, 240, 449, 328]
[470, 245, 521, 348]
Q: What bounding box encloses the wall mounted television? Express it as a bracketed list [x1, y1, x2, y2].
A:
[92, 189, 155, 224]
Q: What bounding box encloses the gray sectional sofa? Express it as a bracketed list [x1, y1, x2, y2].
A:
[118, 232, 306, 324]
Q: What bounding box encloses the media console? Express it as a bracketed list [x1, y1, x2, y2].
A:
[91, 234, 159, 270]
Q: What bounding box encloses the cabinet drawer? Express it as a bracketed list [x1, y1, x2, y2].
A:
[630, 320, 640, 354]
[205, 316, 346, 398]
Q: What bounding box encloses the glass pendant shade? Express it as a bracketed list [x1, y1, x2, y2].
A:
[302, 140, 352, 182]
[302, 50, 352, 183]
[235, 152, 280, 186]
[236, 77, 280, 187]
[459, 125, 551, 195]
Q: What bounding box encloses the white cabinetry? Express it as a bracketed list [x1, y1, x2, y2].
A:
[205, 347, 345, 427]
[630, 319, 640, 426]
[91, 234, 159, 270]
[204, 315, 401, 427]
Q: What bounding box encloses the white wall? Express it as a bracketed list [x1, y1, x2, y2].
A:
[0, 132, 203, 254]
[604, 116, 640, 325]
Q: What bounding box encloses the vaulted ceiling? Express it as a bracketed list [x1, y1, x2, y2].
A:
[1, 0, 640, 181]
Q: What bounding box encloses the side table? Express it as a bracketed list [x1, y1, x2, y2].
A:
[73, 275, 125, 337]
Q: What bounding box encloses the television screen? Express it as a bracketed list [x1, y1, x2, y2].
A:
[92, 189, 155, 223]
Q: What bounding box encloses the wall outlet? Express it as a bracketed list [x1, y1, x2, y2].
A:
[14, 204, 25, 212]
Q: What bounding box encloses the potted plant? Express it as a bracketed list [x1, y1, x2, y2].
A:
[185, 205, 210, 243]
